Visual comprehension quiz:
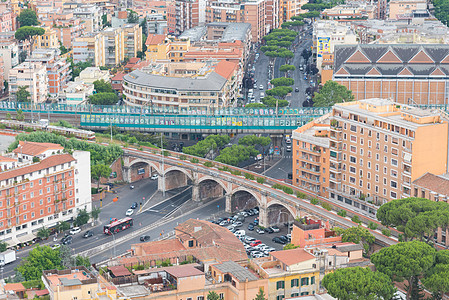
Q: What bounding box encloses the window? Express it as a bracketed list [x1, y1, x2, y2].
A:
[276, 296, 285, 300]
[311, 276, 315, 284]
[350, 125, 357, 132]
[391, 181, 397, 188]
[188, 240, 194, 247]
[301, 277, 309, 286]
[391, 191, 397, 199]
[291, 279, 299, 287]
[39, 179, 42, 185]
[219, 293, 224, 299]
[40, 199, 43, 205]
[391, 170, 397, 177]
[23, 214, 27, 221]
[350, 156, 356, 163]
[23, 204, 26, 211]
[350, 135, 357, 142]
[349, 166, 356, 174]
[40, 209, 43, 215]
[291, 293, 299, 297]
[197, 297, 204, 300]
[350, 146, 357, 153]
[391, 159, 398, 166]
[276, 280, 285, 290]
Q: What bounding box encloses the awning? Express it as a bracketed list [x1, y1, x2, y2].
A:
[16, 233, 36, 244]
[6, 238, 19, 247]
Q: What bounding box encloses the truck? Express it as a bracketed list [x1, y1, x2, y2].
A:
[0, 250, 16, 266]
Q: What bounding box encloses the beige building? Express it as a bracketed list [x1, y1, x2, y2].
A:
[34, 26, 58, 50]
[9, 62, 48, 103]
[123, 23, 143, 58]
[102, 27, 125, 66]
[388, 0, 427, 19]
[73, 32, 106, 67]
[75, 67, 110, 84]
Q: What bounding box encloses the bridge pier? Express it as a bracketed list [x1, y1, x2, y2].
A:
[259, 205, 268, 228]
[192, 183, 200, 201]
[123, 166, 131, 183]
[225, 194, 232, 213]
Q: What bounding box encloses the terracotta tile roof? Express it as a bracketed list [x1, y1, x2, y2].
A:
[13, 141, 63, 156]
[145, 34, 165, 45]
[326, 248, 346, 256]
[270, 248, 316, 266]
[164, 265, 204, 278]
[134, 238, 186, 255]
[108, 265, 132, 277]
[128, 57, 140, 64]
[0, 155, 16, 162]
[0, 154, 75, 182]
[413, 172, 449, 196]
[112, 72, 126, 81]
[4, 283, 26, 292]
[34, 289, 49, 296]
[214, 60, 238, 80]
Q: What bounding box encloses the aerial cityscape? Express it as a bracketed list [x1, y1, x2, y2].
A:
[0, 0, 448, 299]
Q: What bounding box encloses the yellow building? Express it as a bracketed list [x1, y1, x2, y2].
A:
[123, 23, 143, 58]
[102, 27, 125, 66]
[253, 248, 321, 299]
[145, 34, 190, 62]
[34, 26, 58, 50]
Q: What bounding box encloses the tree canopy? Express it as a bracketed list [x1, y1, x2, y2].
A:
[183, 135, 230, 158]
[16, 86, 31, 102]
[334, 226, 375, 255]
[245, 103, 266, 108]
[270, 77, 294, 87]
[253, 288, 267, 300]
[215, 144, 259, 166]
[261, 96, 289, 107]
[279, 64, 296, 73]
[18, 9, 39, 27]
[93, 79, 114, 93]
[371, 241, 435, 298]
[239, 135, 271, 149]
[75, 209, 90, 226]
[313, 80, 354, 107]
[322, 267, 396, 300]
[422, 250, 449, 299]
[16, 245, 62, 281]
[266, 86, 292, 99]
[14, 27, 45, 53]
[91, 164, 112, 190]
[89, 92, 119, 105]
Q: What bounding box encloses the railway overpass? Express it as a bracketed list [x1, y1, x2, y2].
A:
[116, 146, 397, 247]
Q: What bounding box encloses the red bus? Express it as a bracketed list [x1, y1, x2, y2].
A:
[104, 217, 133, 235]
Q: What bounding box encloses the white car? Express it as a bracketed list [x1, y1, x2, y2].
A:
[150, 174, 159, 180]
[235, 230, 246, 236]
[69, 227, 81, 235]
[125, 209, 134, 216]
[51, 244, 61, 250]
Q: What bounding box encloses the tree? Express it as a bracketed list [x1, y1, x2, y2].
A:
[16, 109, 24, 121]
[0, 241, 7, 252]
[266, 86, 292, 99]
[322, 267, 396, 300]
[283, 243, 299, 250]
[421, 250, 449, 299]
[215, 145, 259, 166]
[15, 245, 62, 281]
[335, 226, 375, 255]
[14, 26, 45, 56]
[18, 9, 39, 27]
[239, 135, 271, 156]
[371, 241, 435, 299]
[245, 103, 266, 108]
[91, 206, 101, 223]
[91, 164, 112, 190]
[57, 221, 70, 233]
[37, 226, 50, 240]
[93, 79, 114, 94]
[59, 244, 74, 268]
[16, 86, 31, 102]
[270, 77, 294, 87]
[207, 291, 220, 300]
[253, 288, 267, 300]
[301, 49, 312, 61]
[127, 9, 139, 23]
[75, 209, 90, 226]
[88, 92, 119, 105]
[313, 80, 354, 107]
[279, 64, 296, 74]
[75, 255, 91, 269]
[262, 96, 288, 107]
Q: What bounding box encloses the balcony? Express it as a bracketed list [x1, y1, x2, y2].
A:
[301, 155, 321, 165]
[299, 174, 320, 183]
[299, 146, 322, 155]
[299, 165, 321, 174]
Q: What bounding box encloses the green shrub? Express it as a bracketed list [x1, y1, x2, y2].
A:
[231, 170, 242, 176]
[256, 177, 265, 184]
[296, 192, 306, 199]
[190, 158, 199, 163]
[310, 198, 319, 205]
[337, 210, 347, 217]
[272, 183, 283, 190]
[321, 202, 332, 211]
[368, 222, 378, 230]
[204, 161, 214, 168]
[219, 166, 230, 172]
[162, 150, 170, 156]
[283, 186, 294, 194]
[244, 173, 255, 180]
[381, 228, 391, 236]
[351, 215, 361, 224]
[179, 155, 186, 160]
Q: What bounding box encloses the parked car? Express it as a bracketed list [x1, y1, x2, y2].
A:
[250, 240, 262, 247]
[253, 219, 259, 226]
[295, 87, 299, 92]
[245, 236, 256, 244]
[271, 226, 280, 233]
[69, 227, 81, 235]
[286, 145, 292, 152]
[278, 235, 289, 243]
[140, 235, 151, 242]
[248, 223, 255, 231]
[83, 230, 94, 238]
[265, 227, 274, 234]
[51, 244, 61, 250]
[234, 230, 245, 237]
[259, 85, 264, 90]
[272, 237, 286, 244]
[233, 221, 243, 227]
[150, 174, 159, 180]
[130, 202, 138, 209]
[256, 228, 265, 234]
[219, 220, 229, 226]
[125, 209, 134, 216]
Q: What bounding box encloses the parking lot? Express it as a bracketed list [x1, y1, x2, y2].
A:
[211, 208, 292, 258]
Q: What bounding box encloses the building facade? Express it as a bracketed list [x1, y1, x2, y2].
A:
[333, 44, 449, 105]
[9, 62, 48, 103]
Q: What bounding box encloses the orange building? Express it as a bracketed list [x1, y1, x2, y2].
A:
[290, 218, 341, 247]
[333, 44, 449, 105]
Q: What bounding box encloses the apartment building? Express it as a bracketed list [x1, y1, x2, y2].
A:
[321, 2, 377, 20]
[0, 142, 91, 247]
[0, 10, 16, 32]
[70, 4, 102, 32]
[73, 32, 106, 67]
[333, 44, 449, 105]
[34, 26, 58, 50]
[26, 49, 71, 97]
[123, 23, 143, 58]
[388, 0, 427, 19]
[145, 34, 191, 62]
[292, 114, 331, 197]
[0, 36, 19, 80]
[175, 0, 204, 35]
[9, 62, 48, 103]
[103, 27, 125, 66]
[75, 67, 109, 84]
[313, 20, 358, 71]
